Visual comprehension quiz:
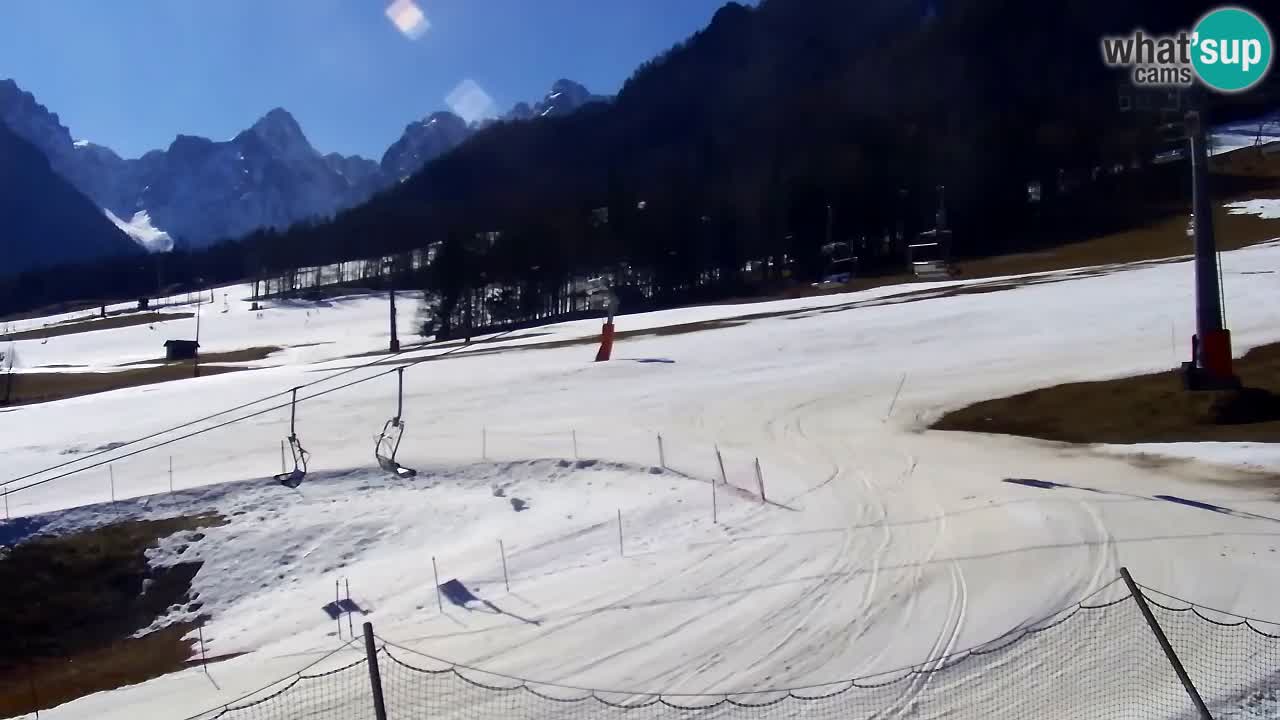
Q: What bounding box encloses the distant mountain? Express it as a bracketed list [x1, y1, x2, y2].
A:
[381, 111, 472, 182]
[381, 80, 612, 182]
[0, 76, 611, 253]
[0, 80, 388, 249]
[128, 108, 385, 245]
[527, 79, 613, 119]
[0, 121, 140, 275]
[499, 79, 613, 123]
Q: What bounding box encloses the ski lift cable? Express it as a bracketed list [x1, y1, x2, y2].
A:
[6, 367, 401, 496]
[3, 346, 416, 487]
[4, 325, 526, 490]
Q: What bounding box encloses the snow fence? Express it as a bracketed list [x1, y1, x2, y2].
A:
[157, 577, 1280, 720]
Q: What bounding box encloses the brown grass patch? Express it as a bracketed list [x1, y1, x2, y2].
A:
[1, 312, 193, 343]
[955, 203, 1279, 281]
[118, 345, 282, 367]
[2, 364, 246, 407]
[933, 343, 1280, 445]
[0, 515, 225, 716]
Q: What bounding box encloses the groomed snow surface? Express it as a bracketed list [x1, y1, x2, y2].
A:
[3, 239, 1280, 719]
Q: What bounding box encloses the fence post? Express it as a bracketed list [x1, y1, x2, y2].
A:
[715, 445, 728, 485]
[362, 622, 389, 720]
[657, 434, 666, 470]
[572, 430, 578, 460]
[754, 458, 766, 503]
[499, 540, 510, 592]
[169, 456, 174, 494]
[281, 440, 286, 474]
[1119, 568, 1213, 720]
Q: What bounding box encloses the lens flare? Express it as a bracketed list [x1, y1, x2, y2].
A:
[445, 78, 497, 124]
[385, 0, 430, 39]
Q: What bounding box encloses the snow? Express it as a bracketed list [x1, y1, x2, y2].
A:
[1101, 442, 1280, 474]
[1211, 115, 1280, 156]
[2, 284, 425, 371]
[1226, 199, 1280, 221]
[3, 238, 1280, 719]
[104, 209, 175, 253]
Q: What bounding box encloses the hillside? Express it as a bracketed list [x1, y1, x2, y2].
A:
[3, 237, 1280, 717]
[0, 122, 140, 275]
[4, 0, 1280, 317]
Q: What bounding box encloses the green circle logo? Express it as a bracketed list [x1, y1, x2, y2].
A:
[1192, 7, 1273, 93]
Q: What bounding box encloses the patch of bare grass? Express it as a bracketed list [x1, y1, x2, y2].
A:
[0, 515, 225, 716]
[933, 343, 1280, 444]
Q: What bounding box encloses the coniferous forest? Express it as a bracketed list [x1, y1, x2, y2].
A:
[4, 0, 1279, 328]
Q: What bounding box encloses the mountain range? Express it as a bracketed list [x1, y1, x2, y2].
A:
[0, 77, 610, 265]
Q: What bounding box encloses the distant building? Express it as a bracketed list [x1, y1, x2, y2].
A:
[164, 339, 199, 361]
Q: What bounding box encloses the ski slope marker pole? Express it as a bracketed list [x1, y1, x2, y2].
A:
[754, 458, 766, 504]
[885, 373, 907, 422]
[346, 579, 355, 638]
[499, 540, 510, 592]
[198, 626, 208, 673]
[432, 556, 443, 612]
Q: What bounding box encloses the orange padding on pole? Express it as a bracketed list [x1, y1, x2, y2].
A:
[1199, 329, 1234, 381]
[595, 322, 615, 362]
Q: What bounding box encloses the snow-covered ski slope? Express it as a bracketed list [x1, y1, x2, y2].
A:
[3, 238, 1280, 720]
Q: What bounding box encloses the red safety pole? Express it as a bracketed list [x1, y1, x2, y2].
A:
[595, 292, 618, 362]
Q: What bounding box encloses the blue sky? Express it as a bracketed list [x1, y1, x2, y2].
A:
[0, 0, 739, 160]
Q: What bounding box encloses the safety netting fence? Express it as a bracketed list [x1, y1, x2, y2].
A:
[171, 576, 1280, 720]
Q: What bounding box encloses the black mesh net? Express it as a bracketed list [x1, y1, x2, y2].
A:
[175, 580, 1280, 720]
[184, 655, 375, 720]
[1141, 584, 1280, 719]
